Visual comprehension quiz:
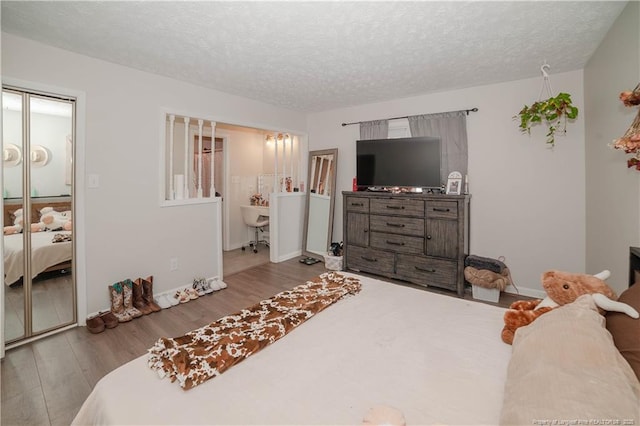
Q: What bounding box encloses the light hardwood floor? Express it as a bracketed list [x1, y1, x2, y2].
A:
[1, 258, 525, 426]
[3, 246, 267, 343]
[222, 246, 270, 276]
[4, 271, 75, 343]
[1, 258, 326, 426]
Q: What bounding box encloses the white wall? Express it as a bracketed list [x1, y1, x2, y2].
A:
[1, 33, 307, 314]
[308, 71, 586, 296]
[269, 192, 305, 262]
[584, 1, 640, 294]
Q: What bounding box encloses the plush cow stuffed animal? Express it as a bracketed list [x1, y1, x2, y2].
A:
[501, 269, 639, 344]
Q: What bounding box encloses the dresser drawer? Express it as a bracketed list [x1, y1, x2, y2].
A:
[347, 245, 394, 275]
[370, 232, 424, 254]
[396, 254, 457, 290]
[345, 196, 369, 213]
[370, 198, 424, 217]
[370, 215, 424, 235]
[426, 201, 458, 219]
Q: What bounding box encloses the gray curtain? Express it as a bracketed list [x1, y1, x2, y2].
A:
[359, 120, 389, 140]
[408, 111, 468, 186]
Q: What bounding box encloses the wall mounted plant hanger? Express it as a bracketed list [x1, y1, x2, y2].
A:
[515, 63, 579, 146]
[611, 83, 640, 169]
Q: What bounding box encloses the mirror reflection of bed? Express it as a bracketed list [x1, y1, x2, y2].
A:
[3, 199, 74, 341]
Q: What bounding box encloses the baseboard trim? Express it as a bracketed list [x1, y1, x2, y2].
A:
[503, 287, 546, 299]
[273, 250, 303, 263]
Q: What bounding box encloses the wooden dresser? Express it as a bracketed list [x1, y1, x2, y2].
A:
[342, 191, 470, 296]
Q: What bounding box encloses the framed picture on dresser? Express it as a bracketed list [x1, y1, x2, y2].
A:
[446, 171, 462, 195]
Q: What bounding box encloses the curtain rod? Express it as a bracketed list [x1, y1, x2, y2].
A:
[340, 107, 478, 127]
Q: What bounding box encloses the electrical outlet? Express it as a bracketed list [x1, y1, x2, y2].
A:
[170, 258, 178, 271]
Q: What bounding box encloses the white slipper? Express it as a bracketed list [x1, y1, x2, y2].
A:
[167, 292, 180, 306]
[207, 278, 222, 291]
[155, 294, 172, 309]
[218, 280, 228, 289]
[201, 280, 215, 295]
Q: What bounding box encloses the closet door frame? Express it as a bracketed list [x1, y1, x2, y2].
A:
[1, 78, 87, 356]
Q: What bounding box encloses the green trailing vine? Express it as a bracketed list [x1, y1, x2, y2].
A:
[515, 92, 579, 146]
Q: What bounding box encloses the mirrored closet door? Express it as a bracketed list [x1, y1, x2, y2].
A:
[2, 87, 76, 345]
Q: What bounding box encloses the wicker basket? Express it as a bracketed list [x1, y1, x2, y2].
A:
[324, 253, 343, 271]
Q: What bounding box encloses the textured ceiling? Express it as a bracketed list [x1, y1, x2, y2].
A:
[0, 1, 627, 112]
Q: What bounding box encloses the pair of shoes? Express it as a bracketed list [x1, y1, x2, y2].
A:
[109, 280, 143, 322]
[174, 289, 191, 304]
[193, 277, 212, 296]
[204, 277, 228, 292]
[86, 311, 119, 333]
[87, 314, 105, 333]
[154, 294, 173, 309]
[133, 276, 162, 314]
[99, 310, 119, 328]
[166, 292, 180, 307]
[186, 287, 199, 299]
[203, 278, 220, 292]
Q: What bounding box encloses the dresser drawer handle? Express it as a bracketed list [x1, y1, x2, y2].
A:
[415, 266, 436, 273]
[386, 222, 405, 228]
[386, 205, 405, 210]
[433, 207, 450, 212]
[386, 240, 405, 246]
[361, 256, 377, 262]
[351, 202, 364, 207]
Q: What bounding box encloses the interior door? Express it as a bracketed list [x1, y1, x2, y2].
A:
[2, 87, 76, 345]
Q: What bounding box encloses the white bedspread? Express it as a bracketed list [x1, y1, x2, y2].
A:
[3, 231, 72, 286]
[72, 273, 510, 425]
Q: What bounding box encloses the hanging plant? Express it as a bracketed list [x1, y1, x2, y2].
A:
[611, 83, 640, 170]
[514, 63, 579, 146]
[516, 93, 579, 146]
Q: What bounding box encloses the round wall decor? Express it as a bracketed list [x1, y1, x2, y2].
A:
[3, 144, 22, 167]
[30, 145, 50, 167]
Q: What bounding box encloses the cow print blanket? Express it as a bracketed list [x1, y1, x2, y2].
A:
[147, 272, 362, 390]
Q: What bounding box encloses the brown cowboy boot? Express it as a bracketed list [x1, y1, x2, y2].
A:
[132, 278, 153, 315]
[141, 276, 162, 312]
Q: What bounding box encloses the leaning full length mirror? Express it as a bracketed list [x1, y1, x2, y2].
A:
[301, 148, 338, 261]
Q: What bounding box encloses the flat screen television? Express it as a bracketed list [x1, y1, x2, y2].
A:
[356, 136, 441, 190]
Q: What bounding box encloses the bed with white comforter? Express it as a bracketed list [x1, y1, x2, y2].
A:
[73, 272, 511, 425]
[3, 231, 72, 285]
